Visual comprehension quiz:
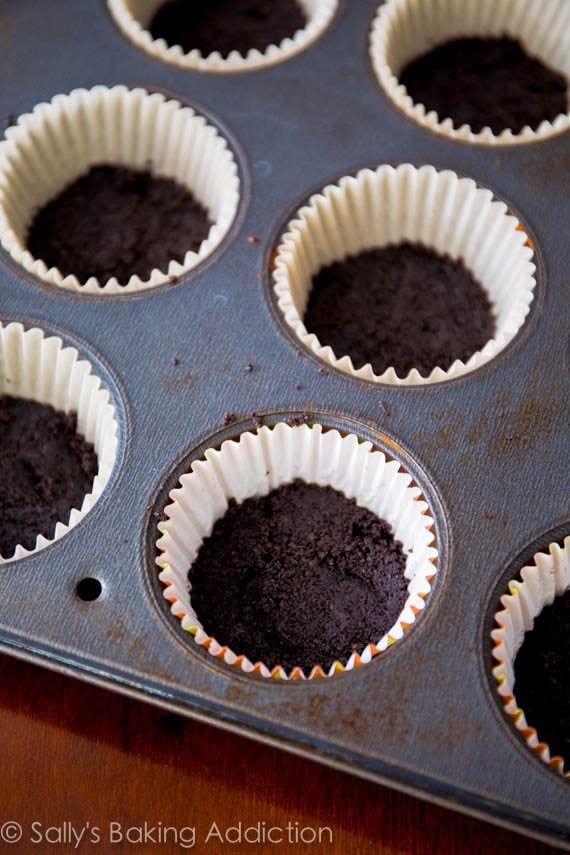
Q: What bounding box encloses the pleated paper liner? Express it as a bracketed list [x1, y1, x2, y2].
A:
[0, 322, 119, 563]
[0, 85, 240, 294]
[108, 0, 338, 73]
[491, 536, 570, 777]
[156, 422, 438, 680]
[370, 0, 570, 145]
[273, 163, 536, 386]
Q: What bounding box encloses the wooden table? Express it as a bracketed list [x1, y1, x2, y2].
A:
[0, 653, 562, 854]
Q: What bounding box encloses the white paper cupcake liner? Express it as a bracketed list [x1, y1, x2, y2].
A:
[0, 85, 240, 293]
[0, 322, 119, 563]
[156, 421, 438, 680]
[491, 536, 570, 777]
[273, 164, 536, 385]
[108, 0, 338, 73]
[370, 0, 570, 145]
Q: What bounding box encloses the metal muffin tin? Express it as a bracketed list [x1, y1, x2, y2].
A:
[0, 0, 568, 846]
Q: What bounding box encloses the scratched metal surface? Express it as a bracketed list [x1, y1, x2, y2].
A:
[0, 0, 568, 847]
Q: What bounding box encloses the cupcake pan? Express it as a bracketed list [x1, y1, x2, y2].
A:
[0, 0, 568, 847]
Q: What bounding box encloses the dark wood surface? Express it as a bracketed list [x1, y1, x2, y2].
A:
[0, 653, 563, 854]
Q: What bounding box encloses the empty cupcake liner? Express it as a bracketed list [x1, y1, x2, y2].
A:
[0, 322, 119, 563]
[108, 0, 338, 73]
[370, 0, 570, 145]
[156, 421, 438, 680]
[491, 536, 570, 777]
[0, 85, 240, 293]
[273, 163, 536, 385]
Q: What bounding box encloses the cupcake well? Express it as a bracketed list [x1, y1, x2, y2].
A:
[108, 0, 338, 73]
[273, 164, 536, 385]
[492, 537, 570, 778]
[370, 0, 570, 145]
[0, 322, 119, 563]
[156, 422, 438, 680]
[0, 86, 240, 293]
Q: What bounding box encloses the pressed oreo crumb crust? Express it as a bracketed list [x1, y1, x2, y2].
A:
[27, 165, 212, 285]
[513, 590, 570, 765]
[0, 397, 98, 557]
[303, 242, 495, 377]
[189, 480, 408, 674]
[399, 37, 568, 135]
[150, 0, 307, 58]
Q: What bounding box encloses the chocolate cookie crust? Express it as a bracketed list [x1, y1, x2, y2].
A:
[303, 242, 495, 377]
[189, 480, 408, 673]
[514, 590, 570, 765]
[0, 397, 98, 558]
[27, 165, 211, 285]
[150, 0, 307, 58]
[399, 37, 568, 135]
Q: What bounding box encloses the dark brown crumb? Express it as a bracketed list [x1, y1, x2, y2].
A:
[146, 503, 154, 511]
[171, 356, 180, 366]
[4, 113, 15, 130]
[27, 164, 212, 285]
[0, 397, 98, 557]
[400, 36, 568, 135]
[318, 366, 328, 375]
[354, 410, 363, 418]
[154, 509, 168, 523]
[223, 412, 237, 426]
[189, 481, 408, 672]
[285, 411, 312, 427]
[251, 411, 264, 428]
[247, 236, 261, 244]
[244, 363, 254, 372]
[294, 383, 302, 390]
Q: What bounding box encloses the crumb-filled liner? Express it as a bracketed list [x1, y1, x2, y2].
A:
[108, 0, 338, 73]
[491, 536, 570, 777]
[273, 163, 536, 385]
[0, 85, 240, 293]
[0, 322, 119, 563]
[156, 422, 437, 680]
[370, 0, 570, 145]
